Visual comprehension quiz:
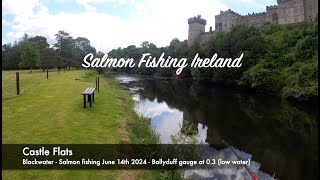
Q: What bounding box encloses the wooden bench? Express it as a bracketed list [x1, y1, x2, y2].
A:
[82, 87, 95, 108]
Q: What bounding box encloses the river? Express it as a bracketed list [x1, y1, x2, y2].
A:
[113, 74, 318, 180]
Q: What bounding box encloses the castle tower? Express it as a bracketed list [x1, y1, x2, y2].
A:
[266, 5, 279, 24]
[304, 0, 318, 22]
[188, 15, 206, 47]
[277, 0, 305, 24]
[216, 10, 243, 32]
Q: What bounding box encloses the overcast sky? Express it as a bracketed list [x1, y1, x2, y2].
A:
[2, 0, 276, 53]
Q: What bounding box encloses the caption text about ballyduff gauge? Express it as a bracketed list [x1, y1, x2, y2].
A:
[3, 144, 251, 170]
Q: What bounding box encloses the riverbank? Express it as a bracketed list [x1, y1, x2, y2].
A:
[113, 73, 318, 180]
[111, 70, 318, 105]
[2, 70, 169, 179]
[107, 22, 318, 102]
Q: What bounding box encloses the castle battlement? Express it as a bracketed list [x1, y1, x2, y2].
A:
[217, 9, 242, 17]
[243, 12, 267, 17]
[188, 15, 207, 25]
[277, 0, 292, 3]
[266, 5, 278, 10]
[188, 0, 318, 47]
[217, 9, 268, 18]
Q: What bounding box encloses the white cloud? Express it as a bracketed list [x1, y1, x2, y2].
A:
[239, 0, 253, 2]
[2, 0, 228, 53]
[2, 0, 39, 16]
[75, 0, 130, 12]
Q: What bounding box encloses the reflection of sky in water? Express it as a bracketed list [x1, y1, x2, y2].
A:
[131, 90, 208, 144]
[115, 75, 275, 180]
[184, 146, 275, 180]
[197, 123, 208, 144]
[114, 76, 138, 83]
[134, 97, 183, 143]
[133, 94, 275, 179]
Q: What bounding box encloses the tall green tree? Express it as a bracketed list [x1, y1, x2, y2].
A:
[29, 36, 52, 70]
[29, 36, 50, 49]
[54, 30, 75, 68]
[40, 48, 64, 69]
[18, 41, 40, 73]
[2, 43, 20, 70]
[73, 37, 96, 67]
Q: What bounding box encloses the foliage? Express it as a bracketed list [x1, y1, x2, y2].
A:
[2, 22, 318, 101]
[171, 121, 199, 144]
[54, 31, 96, 68]
[18, 41, 40, 72]
[239, 22, 318, 101]
[104, 22, 317, 101]
[2, 43, 20, 69]
[2, 31, 97, 70]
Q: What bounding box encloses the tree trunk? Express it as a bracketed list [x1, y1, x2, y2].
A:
[30, 67, 33, 73]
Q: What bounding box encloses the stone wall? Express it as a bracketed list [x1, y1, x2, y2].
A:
[215, 10, 242, 32]
[266, 5, 279, 24]
[277, 0, 305, 24]
[242, 12, 267, 28]
[188, 0, 318, 46]
[304, 0, 318, 22]
[199, 31, 215, 44]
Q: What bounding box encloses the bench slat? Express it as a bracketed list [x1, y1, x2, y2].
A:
[82, 87, 95, 95]
[82, 89, 88, 94]
[88, 88, 95, 94]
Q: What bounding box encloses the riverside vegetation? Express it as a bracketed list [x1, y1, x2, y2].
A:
[106, 22, 318, 102]
[2, 22, 318, 101]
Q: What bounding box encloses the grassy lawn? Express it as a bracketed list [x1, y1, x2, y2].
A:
[2, 69, 158, 179]
[2, 69, 61, 100]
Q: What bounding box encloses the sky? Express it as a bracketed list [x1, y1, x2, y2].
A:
[2, 0, 277, 53]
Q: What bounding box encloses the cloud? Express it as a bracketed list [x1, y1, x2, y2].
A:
[75, 0, 130, 12]
[2, 0, 228, 52]
[2, 0, 39, 16]
[239, 0, 253, 2]
[135, 98, 180, 118]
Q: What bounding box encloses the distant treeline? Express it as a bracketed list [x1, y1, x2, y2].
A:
[105, 22, 318, 101]
[2, 22, 318, 101]
[2, 31, 97, 71]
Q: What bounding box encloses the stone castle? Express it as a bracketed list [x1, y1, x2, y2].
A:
[188, 0, 318, 46]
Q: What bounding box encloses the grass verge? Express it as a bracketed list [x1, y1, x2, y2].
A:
[2, 70, 180, 179]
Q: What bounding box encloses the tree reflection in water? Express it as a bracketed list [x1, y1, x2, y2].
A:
[114, 74, 318, 180]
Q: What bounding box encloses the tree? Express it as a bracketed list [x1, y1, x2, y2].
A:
[2, 43, 20, 70]
[73, 37, 96, 67]
[18, 41, 40, 72]
[29, 36, 50, 49]
[54, 30, 74, 68]
[141, 41, 151, 49]
[53, 31, 97, 69]
[170, 38, 180, 47]
[40, 48, 64, 69]
[29, 36, 52, 69]
[21, 33, 29, 42]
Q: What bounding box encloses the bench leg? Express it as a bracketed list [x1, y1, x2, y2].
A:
[83, 95, 86, 108]
[89, 95, 92, 107]
[93, 92, 94, 102]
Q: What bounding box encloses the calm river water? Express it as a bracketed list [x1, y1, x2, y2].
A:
[113, 74, 318, 180]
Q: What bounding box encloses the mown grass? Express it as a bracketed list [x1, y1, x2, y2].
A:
[2, 69, 62, 100]
[2, 70, 164, 179]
